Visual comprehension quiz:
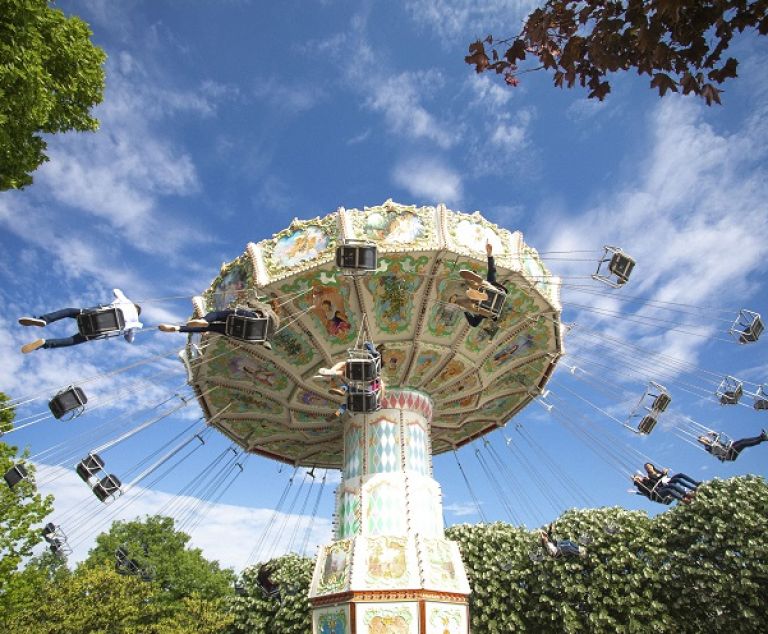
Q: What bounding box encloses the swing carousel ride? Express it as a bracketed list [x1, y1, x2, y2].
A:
[3, 200, 765, 634]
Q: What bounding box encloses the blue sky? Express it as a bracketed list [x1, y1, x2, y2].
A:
[1, 0, 767, 571]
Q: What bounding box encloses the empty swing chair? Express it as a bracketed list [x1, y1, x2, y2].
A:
[92, 474, 123, 502]
[592, 245, 636, 288]
[3, 462, 29, 489]
[716, 376, 743, 405]
[729, 309, 763, 344]
[335, 238, 378, 275]
[753, 385, 768, 411]
[77, 306, 126, 339]
[42, 523, 72, 557]
[76, 452, 105, 483]
[48, 385, 88, 420]
[624, 382, 671, 434]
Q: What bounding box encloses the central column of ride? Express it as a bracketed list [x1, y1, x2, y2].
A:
[309, 388, 471, 633]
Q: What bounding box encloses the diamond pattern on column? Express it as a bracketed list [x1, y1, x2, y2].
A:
[407, 423, 428, 475]
[339, 490, 360, 538]
[344, 426, 362, 479]
[367, 419, 399, 474]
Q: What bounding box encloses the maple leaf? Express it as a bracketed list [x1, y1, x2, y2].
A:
[650, 72, 678, 96]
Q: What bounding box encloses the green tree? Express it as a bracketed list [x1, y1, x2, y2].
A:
[656, 476, 768, 634]
[0, 392, 54, 592]
[0, 0, 106, 190]
[85, 515, 235, 607]
[465, 1, 768, 105]
[230, 553, 314, 634]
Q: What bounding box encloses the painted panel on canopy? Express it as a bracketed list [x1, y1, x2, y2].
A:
[403, 343, 445, 388]
[203, 341, 290, 393]
[430, 370, 481, 398]
[445, 212, 506, 256]
[481, 319, 550, 375]
[261, 215, 337, 277]
[354, 201, 437, 247]
[424, 357, 468, 392]
[366, 255, 429, 335]
[430, 412, 466, 430]
[486, 355, 550, 391]
[438, 392, 479, 412]
[206, 386, 285, 416]
[476, 392, 529, 417]
[269, 324, 316, 367]
[292, 388, 339, 410]
[279, 269, 358, 348]
[379, 344, 409, 387]
[203, 252, 255, 311]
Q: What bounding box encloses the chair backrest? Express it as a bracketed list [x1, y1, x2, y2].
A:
[651, 393, 671, 413]
[345, 358, 378, 382]
[637, 415, 658, 435]
[335, 242, 378, 272]
[92, 474, 122, 502]
[347, 390, 380, 413]
[608, 252, 636, 282]
[77, 307, 125, 338]
[478, 286, 507, 317]
[225, 313, 269, 342]
[3, 463, 28, 488]
[49, 386, 88, 419]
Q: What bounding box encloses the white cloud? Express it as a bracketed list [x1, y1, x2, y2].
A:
[539, 95, 768, 375]
[392, 157, 463, 205]
[31, 464, 333, 570]
[444, 500, 481, 517]
[365, 71, 457, 149]
[405, 0, 538, 41]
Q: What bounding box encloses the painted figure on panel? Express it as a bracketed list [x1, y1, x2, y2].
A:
[367, 537, 407, 580]
[368, 615, 409, 634]
[312, 286, 351, 337]
[274, 227, 329, 268]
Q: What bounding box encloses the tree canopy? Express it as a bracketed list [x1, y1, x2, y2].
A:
[0, 392, 54, 592]
[465, 0, 768, 105]
[0, 0, 106, 190]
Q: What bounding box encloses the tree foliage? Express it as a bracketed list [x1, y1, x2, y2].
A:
[0, 392, 54, 592]
[86, 515, 235, 605]
[0, 0, 106, 190]
[465, 0, 768, 105]
[230, 553, 314, 634]
[447, 476, 768, 633]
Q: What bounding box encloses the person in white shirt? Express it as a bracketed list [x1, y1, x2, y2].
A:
[18, 289, 143, 353]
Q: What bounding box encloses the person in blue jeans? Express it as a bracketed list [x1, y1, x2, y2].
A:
[697, 430, 768, 461]
[159, 306, 277, 349]
[539, 523, 586, 558]
[643, 463, 701, 491]
[19, 289, 142, 353]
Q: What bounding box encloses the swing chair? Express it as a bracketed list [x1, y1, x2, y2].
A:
[624, 382, 670, 434]
[92, 474, 123, 502]
[77, 307, 126, 339]
[335, 238, 378, 275]
[224, 307, 272, 343]
[76, 452, 105, 483]
[3, 462, 28, 489]
[343, 314, 383, 413]
[257, 563, 281, 599]
[458, 269, 508, 321]
[592, 245, 635, 288]
[42, 523, 72, 557]
[48, 385, 87, 420]
[753, 385, 768, 411]
[716, 376, 743, 405]
[729, 309, 763, 344]
[701, 431, 736, 461]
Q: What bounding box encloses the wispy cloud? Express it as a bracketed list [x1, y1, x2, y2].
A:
[405, 0, 538, 41]
[539, 94, 768, 375]
[32, 464, 333, 570]
[392, 157, 463, 205]
[445, 500, 481, 517]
